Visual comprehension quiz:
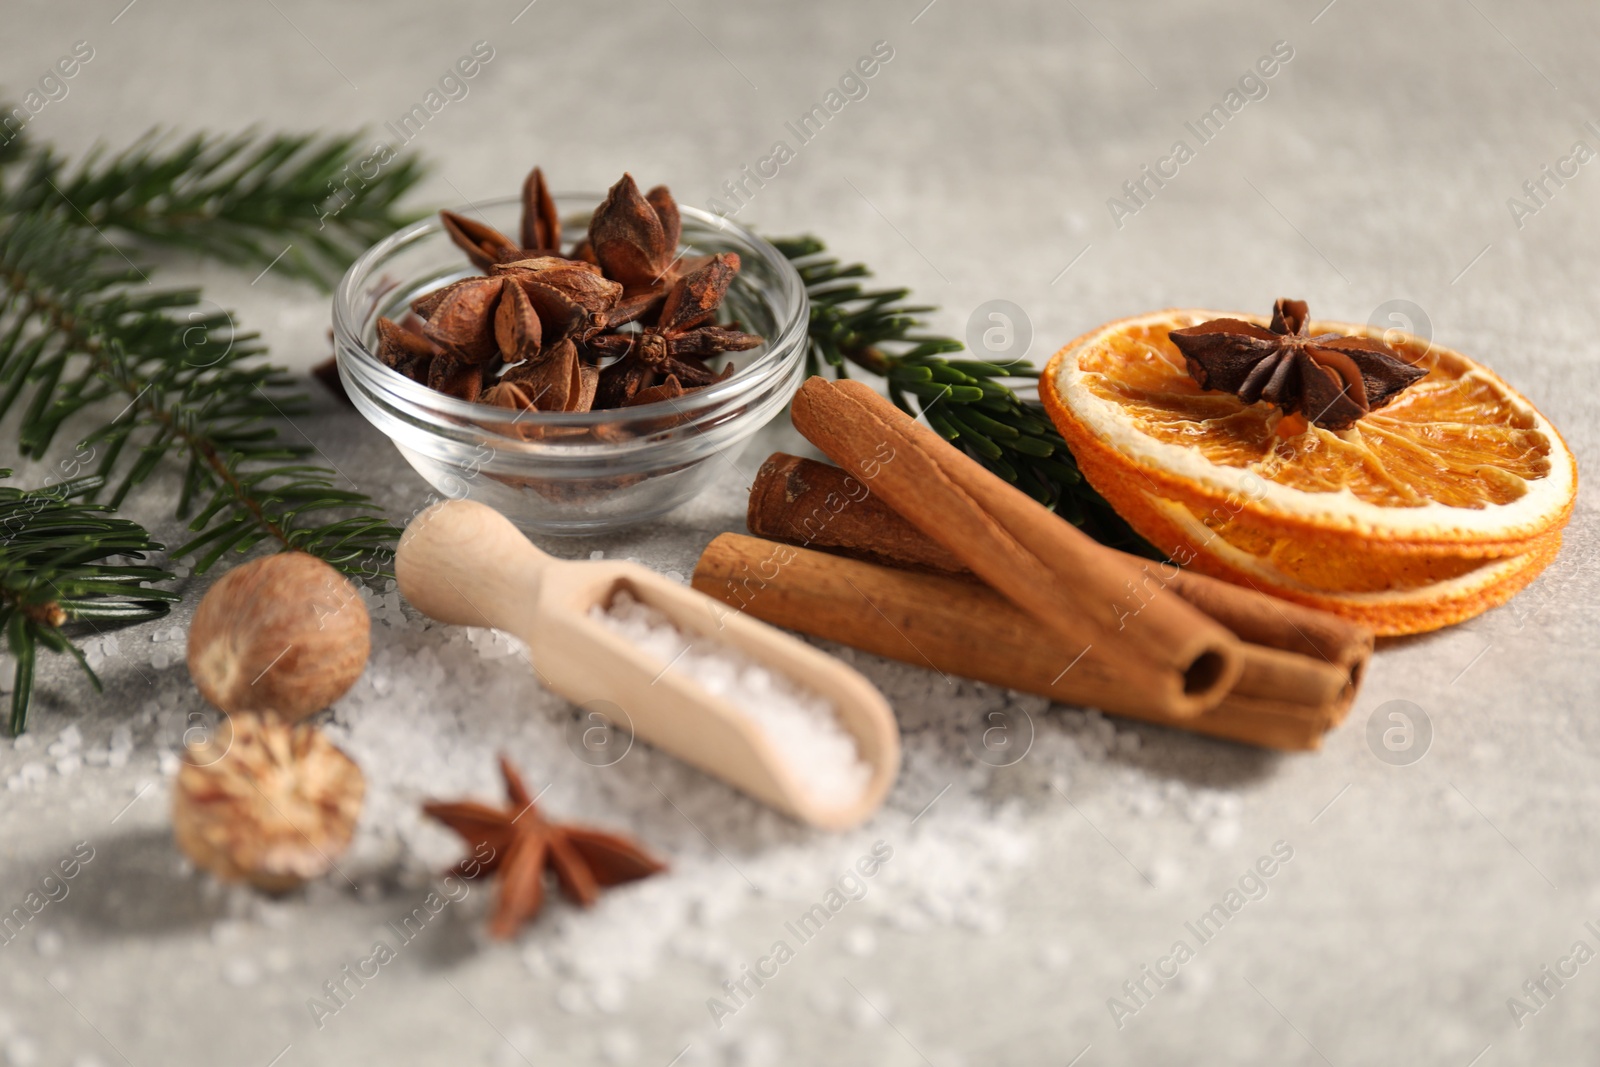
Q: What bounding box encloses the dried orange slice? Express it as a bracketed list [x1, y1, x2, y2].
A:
[1041, 309, 1576, 634]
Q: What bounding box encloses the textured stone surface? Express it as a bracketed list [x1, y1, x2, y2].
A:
[2, 1, 1598, 1063]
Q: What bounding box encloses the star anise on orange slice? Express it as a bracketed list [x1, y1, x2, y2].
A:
[1168, 298, 1426, 430]
[422, 756, 666, 939]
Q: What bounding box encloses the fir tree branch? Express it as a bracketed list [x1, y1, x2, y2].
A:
[772, 236, 1156, 556]
[8, 129, 427, 290]
[0, 204, 400, 575]
[0, 471, 178, 735]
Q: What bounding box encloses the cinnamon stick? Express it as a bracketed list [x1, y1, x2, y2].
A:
[748, 451, 1372, 702]
[693, 534, 1349, 750]
[789, 377, 1244, 718]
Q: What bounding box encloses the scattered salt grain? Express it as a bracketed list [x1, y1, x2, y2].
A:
[841, 925, 877, 957]
[590, 592, 870, 808]
[555, 983, 589, 1014]
[221, 957, 260, 987]
[34, 930, 63, 958]
[10, 735, 33, 752]
[599, 1029, 638, 1064]
[845, 989, 889, 1029]
[4, 1035, 40, 1067]
[1037, 943, 1073, 971]
[589, 550, 605, 560]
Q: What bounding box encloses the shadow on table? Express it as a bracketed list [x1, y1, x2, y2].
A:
[56, 827, 224, 936]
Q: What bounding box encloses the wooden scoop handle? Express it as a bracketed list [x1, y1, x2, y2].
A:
[396, 499, 551, 637]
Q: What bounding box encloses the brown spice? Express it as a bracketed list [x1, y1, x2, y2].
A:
[423, 755, 666, 938]
[374, 166, 762, 420]
[172, 711, 365, 892]
[1168, 298, 1427, 430]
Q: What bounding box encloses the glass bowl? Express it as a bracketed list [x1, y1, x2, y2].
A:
[332, 194, 808, 534]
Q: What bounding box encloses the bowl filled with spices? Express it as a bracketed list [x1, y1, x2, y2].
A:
[333, 167, 808, 533]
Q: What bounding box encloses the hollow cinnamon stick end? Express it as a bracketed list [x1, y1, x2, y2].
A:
[747, 452, 810, 540]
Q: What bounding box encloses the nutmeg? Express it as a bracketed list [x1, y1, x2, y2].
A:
[187, 552, 370, 722]
[172, 711, 365, 892]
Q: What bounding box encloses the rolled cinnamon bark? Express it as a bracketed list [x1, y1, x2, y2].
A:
[693, 534, 1349, 750]
[790, 377, 1243, 718]
[748, 451, 1372, 705]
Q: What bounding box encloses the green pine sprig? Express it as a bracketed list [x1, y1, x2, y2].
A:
[6, 129, 426, 290]
[772, 236, 1155, 556]
[1, 472, 179, 735]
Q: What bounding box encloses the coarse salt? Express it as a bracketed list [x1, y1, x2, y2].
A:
[590, 591, 872, 809]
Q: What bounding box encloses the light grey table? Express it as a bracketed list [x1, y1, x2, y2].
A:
[3, 1, 1598, 1063]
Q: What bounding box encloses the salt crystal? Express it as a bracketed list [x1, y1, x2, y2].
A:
[1037, 943, 1073, 971]
[599, 1030, 638, 1064]
[807, 984, 841, 1016]
[4, 1035, 40, 1066]
[841, 926, 876, 957]
[57, 725, 81, 751]
[221, 957, 260, 987]
[1204, 819, 1242, 849]
[158, 752, 180, 777]
[55, 756, 81, 777]
[589, 977, 627, 1013]
[10, 735, 33, 752]
[845, 991, 886, 1029]
[19, 762, 46, 786]
[84, 748, 110, 767]
[589, 592, 871, 808]
[34, 930, 63, 958]
[589, 550, 605, 560]
[555, 983, 589, 1014]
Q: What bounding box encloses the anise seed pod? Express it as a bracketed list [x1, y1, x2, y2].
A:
[658, 253, 740, 333]
[514, 279, 589, 347]
[422, 276, 505, 363]
[484, 380, 537, 411]
[625, 374, 686, 407]
[441, 210, 519, 272]
[410, 277, 475, 320]
[645, 184, 681, 256]
[589, 174, 676, 288]
[573, 361, 600, 413]
[429, 355, 485, 402]
[496, 261, 622, 326]
[521, 166, 562, 252]
[376, 317, 440, 381]
[504, 337, 580, 409]
[494, 278, 542, 364]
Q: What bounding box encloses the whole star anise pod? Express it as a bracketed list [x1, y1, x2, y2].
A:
[423, 756, 666, 939]
[590, 253, 761, 407]
[1168, 299, 1427, 430]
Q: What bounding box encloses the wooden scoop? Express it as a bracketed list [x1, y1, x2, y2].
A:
[395, 499, 900, 830]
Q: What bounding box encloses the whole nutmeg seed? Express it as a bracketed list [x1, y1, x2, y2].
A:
[187, 552, 370, 722]
[172, 711, 365, 892]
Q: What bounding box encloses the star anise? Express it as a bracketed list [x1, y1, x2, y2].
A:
[1168, 298, 1427, 430]
[590, 253, 761, 407]
[370, 165, 762, 414]
[423, 756, 666, 939]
